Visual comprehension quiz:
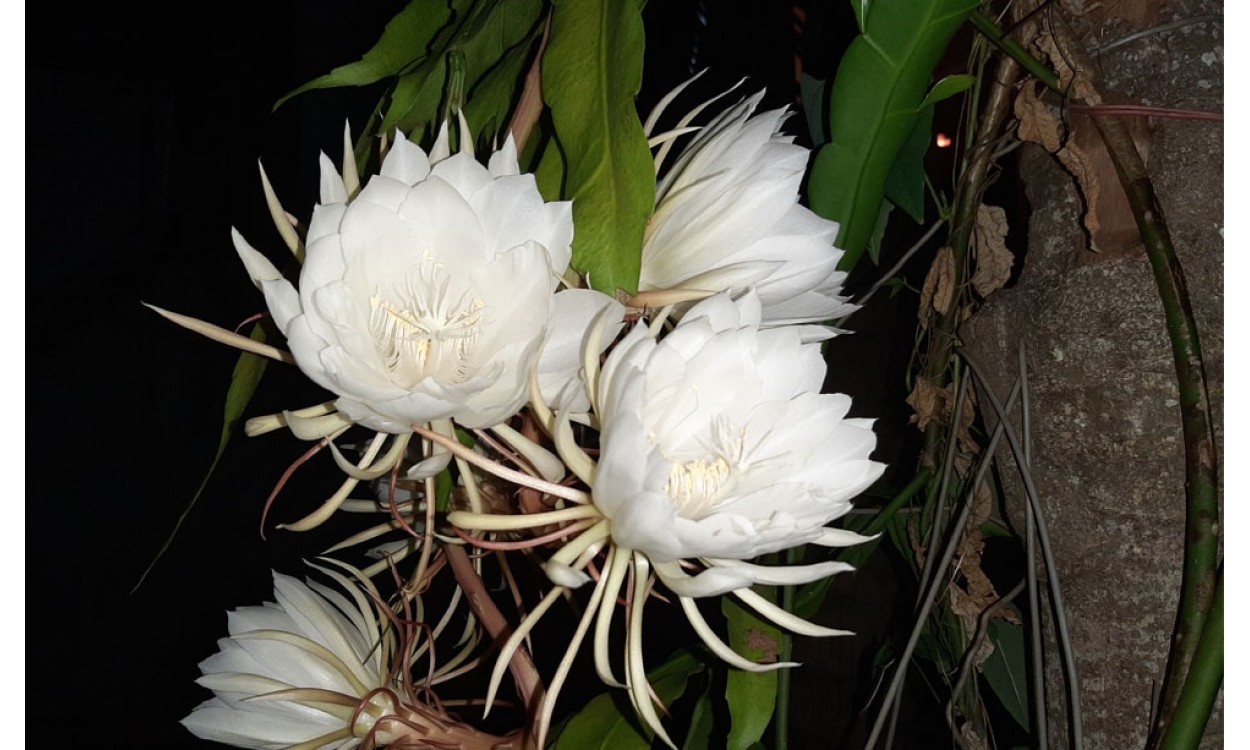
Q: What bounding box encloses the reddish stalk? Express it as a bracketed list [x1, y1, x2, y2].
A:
[451, 519, 597, 551]
[259, 439, 328, 538]
[444, 544, 545, 721]
[1066, 103, 1222, 121]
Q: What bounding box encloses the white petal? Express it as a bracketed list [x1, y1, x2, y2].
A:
[318, 152, 349, 205]
[379, 131, 432, 185]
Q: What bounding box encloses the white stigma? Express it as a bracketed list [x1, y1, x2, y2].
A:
[368, 262, 486, 387]
[666, 456, 733, 519]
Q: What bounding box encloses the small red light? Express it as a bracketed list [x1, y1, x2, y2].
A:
[936, 133, 952, 148]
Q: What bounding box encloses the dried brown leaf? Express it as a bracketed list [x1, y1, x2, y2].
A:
[906, 377, 943, 431]
[960, 722, 989, 750]
[919, 246, 956, 328]
[1015, 81, 1063, 152]
[971, 204, 1014, 297]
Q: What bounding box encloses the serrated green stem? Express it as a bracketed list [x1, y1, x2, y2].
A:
[1091, 104, 1220, 750]
[1160, 567, 1223, 750]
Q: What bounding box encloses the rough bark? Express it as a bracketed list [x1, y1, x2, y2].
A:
[961, 2, 1223, 747]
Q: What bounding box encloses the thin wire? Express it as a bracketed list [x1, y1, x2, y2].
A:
[865, 378, 1024, 749]
[946, 578, 1029, 741]
[1094, 14, 1222, 53]
[840, 220, 946, 324]
[916, 366, 972, 605]
[1020, 340, 1049, 749]
[962, 350, 1084, 750]
[891, 363, 970, 749]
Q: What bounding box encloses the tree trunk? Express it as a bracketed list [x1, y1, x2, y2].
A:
[962, 2, 1223, 747]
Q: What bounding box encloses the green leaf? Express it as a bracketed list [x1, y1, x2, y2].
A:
[918, 73, 976, 108]
[983, 619, 1031, 731]
[682, 687, 716, 750]
[461, 31, 538, 148]
[275, 1, 454, 110]
[808, 0, 978, 271]
[799, 74, 828, 148]
[132, 325, 269, 592]
[881, 106, 933, 224]
[723, 594, 780, 750]
[865, 199, 894, 265]
[534, 133, 567, 201]
[385, 0, 544, 140]
[386, 59, 448, 140]
[542, 0, 654, 295]
[551, 650, 703, 750]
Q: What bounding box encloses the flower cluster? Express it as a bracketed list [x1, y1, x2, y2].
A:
[173, 84, 882, 749]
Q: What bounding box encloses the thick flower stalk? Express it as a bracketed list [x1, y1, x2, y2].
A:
[635, 79, 856, 325]
[443, 292, 883, 746]
[184, 566, 516, 749]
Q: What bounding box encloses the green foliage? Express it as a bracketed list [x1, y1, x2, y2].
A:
[551, 650, 704, 749]
[682, 687, 716, 750]
[912, 609, 964, 674]
[274, 1, 452, 110]
[278, 0, 544, 153]
[808, 0, 978, 270]
[799, 74, 828, 148]
[982, 619, 1030, 731]
[723, 595, 781, 750]
[865, 200, 895, 265]
[919, 73, 977, 109]
[541, 0, 654, 295]
[460, 32, 536, 146]
[133, 325, 270, 591]
[881, 106, 934, 226]
[384, 0, 544, 145]
[534, 129, 567, 201]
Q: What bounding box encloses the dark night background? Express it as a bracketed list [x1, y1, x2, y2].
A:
[29, 2, 945, 746]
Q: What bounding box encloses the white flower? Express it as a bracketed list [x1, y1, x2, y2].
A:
[593, 291, 884, 596]
[445, 291, 883, 748]
[638, 84, 856, 325]
[234, 129, 574, 433]
[535, 288, 625, 414]
[183, 570, 393, 749]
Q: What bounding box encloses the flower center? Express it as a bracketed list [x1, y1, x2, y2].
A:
[666, 456, 734, 519]
[367, 264, 486, 388]
[662, 416, 753, 519]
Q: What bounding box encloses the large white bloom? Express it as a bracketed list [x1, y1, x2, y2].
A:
[234, 130, 574, 432]
[445, 292, 883, 748]
[183, 570, 392, 749]
[639, 85, 856, 325]
[593, 291, 884, 596]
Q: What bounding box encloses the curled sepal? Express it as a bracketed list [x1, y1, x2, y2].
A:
[678, 596, 798, 673]
[732, 587, 853, 638]
[145, 303, 295, 364]
[258, 161, 305, 261]
[624, 553, 677, 749]
[327, 432, 410, 480]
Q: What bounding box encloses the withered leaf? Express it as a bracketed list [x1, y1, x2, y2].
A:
[971, 204, 1013, 297]
[1015, 81, 1063, 153]
[919, 246, 956, 328]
